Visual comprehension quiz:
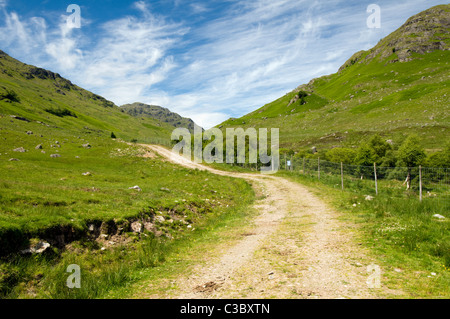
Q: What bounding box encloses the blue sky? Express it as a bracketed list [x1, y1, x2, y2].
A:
[0, 0, 447, 128]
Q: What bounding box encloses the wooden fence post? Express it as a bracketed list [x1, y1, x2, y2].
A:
[318, 157, 320, 180]
[374, 162, 378, 196]
[419, 165, 423, 202]
[341, 162, 344, 190]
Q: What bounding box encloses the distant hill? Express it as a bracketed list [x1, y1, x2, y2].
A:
[121, 102, 199, 133]
[0, 50, 173, 144]
[218, 4, 450, 153]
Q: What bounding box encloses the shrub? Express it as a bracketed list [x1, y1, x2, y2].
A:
[0, 89, 20, 102]
[297, 91, 308, 105]
[325, 147, 357, 164]
[367, 134, 392, 159]
[425, 145, 450, 168]
[45, 108, 77, 118]
[397, 135, 426, 189]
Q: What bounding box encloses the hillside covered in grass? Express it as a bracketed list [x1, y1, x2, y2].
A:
[219, 4, 449, 154]
[0, 50, 255, 298]
[0, 50, 175, 145]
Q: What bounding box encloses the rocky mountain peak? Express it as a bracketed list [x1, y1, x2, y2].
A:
[339, 4, 449, 72]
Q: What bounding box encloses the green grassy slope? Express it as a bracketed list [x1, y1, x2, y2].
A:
[219, 4, 450, 153]
[0, 51, 255, 260]
[0, 50, 174, 144]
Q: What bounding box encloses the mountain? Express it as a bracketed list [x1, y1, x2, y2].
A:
[0, 50, 174, 144]
[218, 4, 450, 153]
[121, 102, 199, 133]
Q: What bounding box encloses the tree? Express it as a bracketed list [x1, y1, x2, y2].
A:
[297, 91, 308, 105]
[355, 144, 378, 179]
[325, 147, 357, 164]
[367, 134, 391, 160]
[279, 148, 294, 156]
[380, 150, 397, 167]
[397, 135, 426, 190]
[424, 144, 450, 168]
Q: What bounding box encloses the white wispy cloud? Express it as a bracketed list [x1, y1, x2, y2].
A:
[45, 16, 83, 70]
[147, 0, 330, 127]
[190, 3, 209, 14]
[0, 0, 446, 129]
[0, 1, 187, 110]
[148, 0, 446, 128]
[77, 12, 186, 104]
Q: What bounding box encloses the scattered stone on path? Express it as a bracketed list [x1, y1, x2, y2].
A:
[9, 158, 20, 161]
[365, 195, 374, 201]
[82, 172, 92, 176]
[35, 144, 43, 150]
[82, 143, 91, 149]
[13, 147, 27, 153]
[50, 154, 61, 158]
[432, 214, 446, 220]
[26, 131, 33, 135]
[129, 186, 142, 192]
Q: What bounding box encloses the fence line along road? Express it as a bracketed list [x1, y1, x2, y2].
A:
[281, 155, 449, 201]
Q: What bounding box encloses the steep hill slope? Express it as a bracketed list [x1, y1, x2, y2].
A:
[0, 50, 255, 269]
[121, 102, 199, 133]
[0, 50, 173, 144]
[219, 4, 450, 153]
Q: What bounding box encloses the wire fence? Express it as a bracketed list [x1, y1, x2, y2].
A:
[280, 155, 450, 201]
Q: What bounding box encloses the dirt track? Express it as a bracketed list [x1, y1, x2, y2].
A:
[138, 144, 389, 299]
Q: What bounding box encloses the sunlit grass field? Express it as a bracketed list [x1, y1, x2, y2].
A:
[0, 118, 255, 298]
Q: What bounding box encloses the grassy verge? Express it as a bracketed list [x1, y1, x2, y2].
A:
[0, 123, 255, 298]
[105, 188, 262, 299]
[1, 186, 255, 299]
[278, 171, 449, 298]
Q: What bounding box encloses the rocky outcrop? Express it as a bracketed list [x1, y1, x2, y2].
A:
[339, 4, 449, 72]
[121, 102, 201, 133]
